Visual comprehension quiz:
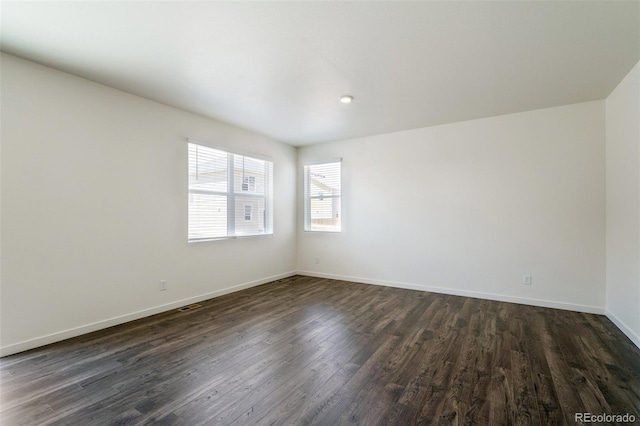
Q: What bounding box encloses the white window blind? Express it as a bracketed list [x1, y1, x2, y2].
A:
[304, 160, 341, 232]
[188, 142, 273, 242]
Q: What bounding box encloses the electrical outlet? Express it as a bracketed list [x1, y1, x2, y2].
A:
[314, 257, 319, 264]
[159, 280, 168, 291]
[523, 275, 532, 285]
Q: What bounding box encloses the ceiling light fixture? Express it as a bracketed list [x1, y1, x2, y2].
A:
[340, 95, 354, 104]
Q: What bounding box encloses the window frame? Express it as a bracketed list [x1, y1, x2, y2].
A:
[188, 141, 273, 242]
[303, 159, 342, 233]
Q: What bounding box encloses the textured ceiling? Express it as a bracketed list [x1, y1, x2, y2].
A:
[2, 1, 639, 146]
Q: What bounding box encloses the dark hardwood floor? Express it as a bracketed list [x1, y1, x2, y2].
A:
[1, 275, 639, 425]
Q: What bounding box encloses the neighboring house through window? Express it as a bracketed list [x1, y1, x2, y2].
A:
[242, 176, 256, 192]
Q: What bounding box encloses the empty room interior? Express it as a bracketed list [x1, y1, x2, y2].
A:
[1, 1, 639, 425]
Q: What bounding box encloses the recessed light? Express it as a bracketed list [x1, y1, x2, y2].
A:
[340, 95, 354, 104]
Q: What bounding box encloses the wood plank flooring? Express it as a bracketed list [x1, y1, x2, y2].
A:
[1, 275, 639, 425]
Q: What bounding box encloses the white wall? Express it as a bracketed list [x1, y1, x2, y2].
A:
[298, 101, 606, 312]
[0, 54, 297, 356]
[606, 61, 640, 347]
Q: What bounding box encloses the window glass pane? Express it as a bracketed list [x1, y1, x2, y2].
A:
[189, 144, 227, 192]
[308, 162, 340, 198]
[233, 155, 265, 194]
[309, 197, 341, 232]
[188, 193, 227, 240]
[234, 196, 266, 236]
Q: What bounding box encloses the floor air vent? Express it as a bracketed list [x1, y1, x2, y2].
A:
[177, 304, 202, 312]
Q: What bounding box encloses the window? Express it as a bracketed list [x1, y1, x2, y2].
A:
[304, 160, 341, 232]
[188, 142, 273, 242]
[242, 176, 256, 192]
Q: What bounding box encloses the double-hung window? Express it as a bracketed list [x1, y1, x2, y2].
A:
[304, 160, 341, 232]
[188, 142, 273, 242]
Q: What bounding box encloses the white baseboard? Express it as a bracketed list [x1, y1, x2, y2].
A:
[4, 270, 621, 357]
[0, 271, 297, 357]
[605, 309, 640, 349]
[297, 270, 606, 315]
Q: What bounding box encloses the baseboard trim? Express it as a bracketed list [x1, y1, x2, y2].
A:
[3, 270, 615, 357]
[297, 270, 606, 315]
[0, 271, 297, 357]
[605, 309, 640, 349]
